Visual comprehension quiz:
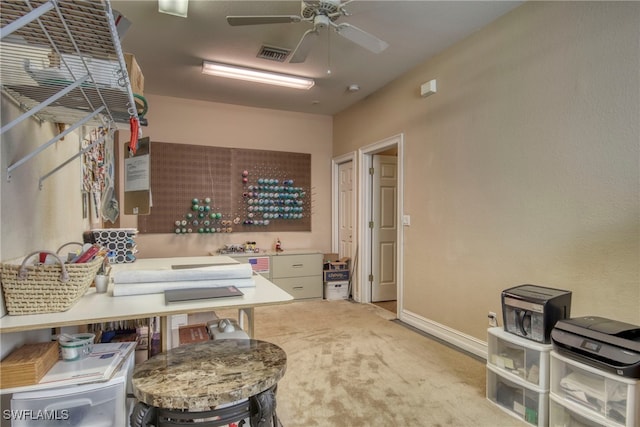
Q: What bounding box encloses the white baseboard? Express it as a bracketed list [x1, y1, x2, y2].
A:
[400, 309, 488, 360]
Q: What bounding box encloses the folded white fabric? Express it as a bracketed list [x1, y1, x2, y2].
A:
[112, 278, 255, 296]
[113, 263, 253, 284]
[559, 371, 605, 412]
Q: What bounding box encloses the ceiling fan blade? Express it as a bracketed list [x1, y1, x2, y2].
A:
[226, 15, 302, 26]
[334, 23, 389, 54]
[290, 29, 320, 63]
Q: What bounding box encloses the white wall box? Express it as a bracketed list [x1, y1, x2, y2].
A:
[550, 351, 640, 427]
[487, 364, 549, 426]
[488, 327, 553, 390]
[271, 252, 322, 299]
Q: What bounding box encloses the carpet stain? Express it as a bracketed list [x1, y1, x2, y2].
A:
[251, 300, 524, 426]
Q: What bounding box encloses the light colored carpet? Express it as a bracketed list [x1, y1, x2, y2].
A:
[239, 299, 526, 427]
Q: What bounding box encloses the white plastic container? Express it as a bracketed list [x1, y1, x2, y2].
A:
[550, 351, 640, 427]
[487, 327, 553, 390]
[549, 394, 607, 427]
[487, 364, 549, 426]
[9, 350, 133, 427]
[58, 333, 95, 362]
[324, 281, 349, 300]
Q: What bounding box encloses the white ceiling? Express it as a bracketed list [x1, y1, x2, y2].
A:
[111, 1, 523, 116]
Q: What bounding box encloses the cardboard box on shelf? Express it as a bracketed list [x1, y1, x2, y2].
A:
[178, 324, 210, 345]
[0, 342, 59, 388]
[323, 253, 339, 264]
[324, 255, 350, 271]
[124, 53, 144, 96]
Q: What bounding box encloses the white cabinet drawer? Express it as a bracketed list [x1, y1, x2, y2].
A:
[10, 381, 125, 427]
[486, 364, 548, 426]
[487, 327, 552, 390]
[550, 351, 640, 427]
[272, 254, 321, 278]
[273, 276, 322, 299]
[549, 394, 608, 427]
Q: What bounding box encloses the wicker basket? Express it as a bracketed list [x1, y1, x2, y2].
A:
[1, 251, 103, 315]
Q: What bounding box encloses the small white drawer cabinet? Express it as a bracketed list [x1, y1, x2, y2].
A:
[486, 327, 553, 426]
[549, 351, 640, 427]
[271, 252, 323, 299]
[229, 250, 323, 299]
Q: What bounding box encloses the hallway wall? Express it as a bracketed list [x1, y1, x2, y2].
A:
[333, 1, 640, 341]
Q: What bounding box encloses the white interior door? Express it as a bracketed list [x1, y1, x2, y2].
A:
[338, 161, 354, 259]
[371, 155, 397, 302]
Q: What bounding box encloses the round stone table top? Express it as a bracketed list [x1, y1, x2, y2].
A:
[131, 339, 287, 411]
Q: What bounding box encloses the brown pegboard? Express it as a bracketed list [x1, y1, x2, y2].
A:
[137, 142, 311, 234]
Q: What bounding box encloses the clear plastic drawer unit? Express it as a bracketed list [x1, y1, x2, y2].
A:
[550, 351, 640, 427]
[549, 394, 608, 427]
[487, 365, 548, 426]
[488, 327, 553, 390]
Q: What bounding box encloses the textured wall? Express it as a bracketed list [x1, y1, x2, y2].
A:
[334, 1, 640, 339]
[1, 98, 91, 262]
[118, 94, 333, 258]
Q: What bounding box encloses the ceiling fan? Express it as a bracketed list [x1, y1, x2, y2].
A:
[226, 0, 389, 63]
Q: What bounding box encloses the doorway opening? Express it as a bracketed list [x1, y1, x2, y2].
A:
[358, 134, 404, 315]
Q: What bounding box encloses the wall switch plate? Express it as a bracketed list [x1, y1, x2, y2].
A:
[403, 215, 411, 226]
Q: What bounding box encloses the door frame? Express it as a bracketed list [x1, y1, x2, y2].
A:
[357, 134, 404, 308]
[331, 151, 358, 298]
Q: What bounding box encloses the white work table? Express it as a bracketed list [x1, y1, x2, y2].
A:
[0, 256, 294, 340]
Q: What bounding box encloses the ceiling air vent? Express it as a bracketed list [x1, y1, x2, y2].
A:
[257, 45, 291, 63]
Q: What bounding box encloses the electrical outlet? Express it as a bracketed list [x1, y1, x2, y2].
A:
[488, 311, 498, 327]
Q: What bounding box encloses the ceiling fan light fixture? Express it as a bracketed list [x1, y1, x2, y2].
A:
[158, 0, 188, 18]
[202, 61, 315, 90]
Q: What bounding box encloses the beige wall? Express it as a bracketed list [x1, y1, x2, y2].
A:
[117, 94, 334, 257]
[334, 2, 640, 340]
[0, 98, 91, 263]
[0, 98, 93, 351]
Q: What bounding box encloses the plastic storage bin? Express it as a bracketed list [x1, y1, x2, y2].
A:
[487, 364, 548, 426]
[549, 394, 608, 427]
[550, 351, 640, 427]
[7, 348, 133, 427]
[10, 377, 124, 427]
[324, 281, 349, 300]
[488, 327, 553, 390]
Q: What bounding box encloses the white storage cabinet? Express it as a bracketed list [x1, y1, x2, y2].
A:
[486, 327, 553, 426]
[271, 252, 322, 299]
[550, 351, 640, 427]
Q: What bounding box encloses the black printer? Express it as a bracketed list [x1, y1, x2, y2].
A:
[551, 316, 640, 378]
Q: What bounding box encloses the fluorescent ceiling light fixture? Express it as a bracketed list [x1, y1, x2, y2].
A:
[158, 0, 188, 18]
[202, 61, 315, 90]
